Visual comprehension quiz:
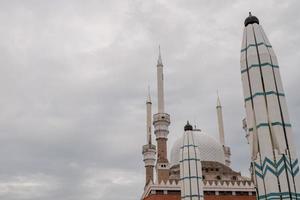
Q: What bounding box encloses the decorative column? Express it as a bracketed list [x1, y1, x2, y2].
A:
[180, 121, 204, 200]
[240, 12, 300, 199]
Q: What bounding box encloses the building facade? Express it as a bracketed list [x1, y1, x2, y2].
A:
[141, 13, 299, 200]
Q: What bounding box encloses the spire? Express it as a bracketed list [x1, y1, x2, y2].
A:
[217, 90, 221, 107]
[157, 45, 163, 66]
[156, 45, 165, 113]
[146, 87, 152, 145]
[216, 93, 225, 146]
[146, 86, 151, 103]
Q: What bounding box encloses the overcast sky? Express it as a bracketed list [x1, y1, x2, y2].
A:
[0, 0, 300, 200]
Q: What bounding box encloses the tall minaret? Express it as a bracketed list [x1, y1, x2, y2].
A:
[157, 46, 165, 113]
[240, 13, 300, 199]
[142, 88, 156, 186]
[216, 94, 225, 146]
[153, 46, 171, 183]
[216, 94, 231, 166]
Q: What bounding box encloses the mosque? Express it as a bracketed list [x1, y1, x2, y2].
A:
[140, 13, 300, 200]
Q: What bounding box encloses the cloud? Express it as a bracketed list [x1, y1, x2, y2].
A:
[0, 0, 299, 199]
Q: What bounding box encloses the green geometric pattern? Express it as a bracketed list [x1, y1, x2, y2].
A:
[258, 192, 300, 200]
[255, 156, 299, 179]
[248, 122, 292, 132]
[244, 90, 284, 102]
[241, 42, 272, 52]
[241, 62, 279, 74]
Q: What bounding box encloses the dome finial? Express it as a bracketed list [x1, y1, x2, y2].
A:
[184, 121, 193, 131]
[217, 90, 221, 107]
[244, 12, 259, 27]
[157, 45, 163, 65]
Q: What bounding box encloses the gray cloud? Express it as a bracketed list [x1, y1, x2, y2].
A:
[0, 0, 299, 199]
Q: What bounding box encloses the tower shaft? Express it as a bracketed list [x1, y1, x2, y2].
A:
[216, 97, 225, 146]
[157, 49, 165, 113]
[240, 13, 300, 199]
[147, 92, 152, 145]
[216, 96, 231, 166]
[142, 144, 156, 185]
[143, 91, 156, 186]
[180, 122, 204, 200]
[153, 47, 170, 183]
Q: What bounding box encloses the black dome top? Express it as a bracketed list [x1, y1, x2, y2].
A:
[184, 121, 193, 131]
[244, 12, 259, 27]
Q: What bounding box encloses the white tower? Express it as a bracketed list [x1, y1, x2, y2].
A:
[216, 95, 225, 146]
[157, 46, 165, 113]
[216, 95, 231, 166]
[142, 88, 156, 186]
[240, 13, 300, 199]
[180, 122, 204, 200]
[153, 46, 171, 183]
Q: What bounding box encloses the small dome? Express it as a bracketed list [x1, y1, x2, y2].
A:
[170, 130, 226, 166]
[244, 12, 259, 27]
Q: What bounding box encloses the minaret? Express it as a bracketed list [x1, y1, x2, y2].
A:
[216, 94, 231, 166]
[142, 88, 156, 186]
[153, 46, 171, 183]
[180, 121, 204, 200]
[157, 46, 165, 113]
[216, 94, 225, 146]
[240, 13, 300, 199]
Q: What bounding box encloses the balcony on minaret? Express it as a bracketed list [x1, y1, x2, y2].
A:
[142, 144, 156, 154]
[153, 113, 170, 139]
[153, 113, 170, 123]
[142, 144, 156, 167]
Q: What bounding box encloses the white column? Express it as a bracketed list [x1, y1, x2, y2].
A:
[157, 46, 165, 113]
[146, 88, 152, 144]
[216, 96, 225, 146]
[180, 123, 204, 200]
[240, 13, 300, 200]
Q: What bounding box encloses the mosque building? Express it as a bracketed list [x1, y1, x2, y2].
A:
[140, 13, 300, 200]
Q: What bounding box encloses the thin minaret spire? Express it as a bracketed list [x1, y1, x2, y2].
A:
[146, 86, 152, 145]
[216, 92, 225, 146]
[153, 46, 170, 183]
[158, 45, 162, 66]
[157, 45, 165, 113]
[216, 92, 231, 166]
[142, 86, 156, 186]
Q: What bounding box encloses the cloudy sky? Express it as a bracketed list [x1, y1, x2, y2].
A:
[0, 0, 300, 199]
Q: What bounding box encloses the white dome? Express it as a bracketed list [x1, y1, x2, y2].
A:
[170, 130, 226, 166]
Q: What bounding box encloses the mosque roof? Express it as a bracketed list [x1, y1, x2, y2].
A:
[170, 130, 226, 166]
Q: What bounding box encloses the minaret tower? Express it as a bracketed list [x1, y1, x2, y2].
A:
[216, 94, 231, 166]
[216, 94, 225, 146]
[142, 88, 156, 186]
[240, 13, 300, 199]
[153, 46, 171, 183]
